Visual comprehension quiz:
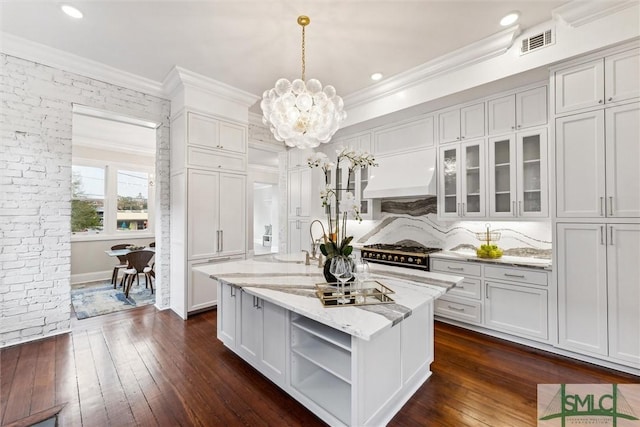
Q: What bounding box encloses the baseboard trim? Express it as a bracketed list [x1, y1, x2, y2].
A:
[1, 329, 71, 349]
[72, 270, 112, 285]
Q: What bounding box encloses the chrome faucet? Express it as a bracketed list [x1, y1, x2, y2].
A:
[309, 219, 326, 267]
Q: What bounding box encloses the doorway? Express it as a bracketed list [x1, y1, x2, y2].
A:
[253, 182, 279, 255]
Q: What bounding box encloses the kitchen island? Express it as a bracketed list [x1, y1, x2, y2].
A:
[193, 257, 462, 426]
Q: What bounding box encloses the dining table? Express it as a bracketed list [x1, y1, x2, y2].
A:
[104, 247, 155, 257]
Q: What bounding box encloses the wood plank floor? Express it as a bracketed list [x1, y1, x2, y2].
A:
[1, 306, 637, 426]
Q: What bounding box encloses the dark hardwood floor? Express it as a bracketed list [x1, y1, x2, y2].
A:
[1, 306, 637, 426]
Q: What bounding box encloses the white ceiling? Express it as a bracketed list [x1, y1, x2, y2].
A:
[0, 0, 567, 105]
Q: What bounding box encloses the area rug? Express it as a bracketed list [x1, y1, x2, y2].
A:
[71, 281, 155, 320]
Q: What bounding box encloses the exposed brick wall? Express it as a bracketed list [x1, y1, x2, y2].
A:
[0, 53, 171, 346]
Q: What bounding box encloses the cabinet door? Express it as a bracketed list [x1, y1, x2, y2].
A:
[516, 129, 548, 217]
[188, 169, 220, 259]
[604, 49, 640, 104]
[237, 290, 262, 362]
[260, 300, 287, 386]
[607, 224, 640, 365]
[188, 112, 219, 149]
[605, 103, 640, 218]
[485, 281, 548, 341]
[488, 95, 516, 135]
[438, 109, 461, 144]
[288, 219, 303, 254]
[438, 144, 461, 218]
[298, 168, 312, 217]
[555, 59, 604, 114]
[188, 260, 218, 312]
[488, 135, 516, 217]
[217, 282, 238, 348]
[555, 111, 606, 218]
[516, 86, 547, 130]
[219, 121, 247, 154]
[460, 139, 486, 217]
[460, 103, 485, 140]
[374, 117, 434, 154]
[557, 223, 608, 356]
[288, 169, 302, 217]
[219, 173, 246, 256]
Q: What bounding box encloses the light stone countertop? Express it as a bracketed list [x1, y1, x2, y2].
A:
[430, 250, 553, 270]
[193, 256, 463, 341]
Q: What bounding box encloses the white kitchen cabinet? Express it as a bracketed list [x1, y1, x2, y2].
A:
[288, 148, 314, 169]
[485, 281, 548, 341]
[554, 48, 639, 114]
[288, 218, 311, 254]
[438, 103, 485, 144]
[188, 260, 219, 312]
[236, 290, 288, 387]
[288, 168, 312, 218]
[556, 103, 640, 218]
[188, 112, 247, 154]
[488, 86, 547, 135]
[373, 116, 434, 154]
[557, 223, 640, 367]
[488, 128, 548, 218]
[188, 169, 246, 259]
[438, 139, 486, 218]
[218, 281, 239, 348]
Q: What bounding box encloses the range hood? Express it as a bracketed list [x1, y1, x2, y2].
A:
[363, 149, 437, 199]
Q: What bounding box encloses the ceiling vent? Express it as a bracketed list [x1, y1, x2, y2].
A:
[521, 29, 553, 54]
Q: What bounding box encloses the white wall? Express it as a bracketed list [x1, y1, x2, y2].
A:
[247, 166, 279, 256]
[253, 184, 278, 249]
[0, 53, 171, 347]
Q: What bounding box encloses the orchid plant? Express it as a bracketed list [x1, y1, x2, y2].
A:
[307, 147, 377, 260]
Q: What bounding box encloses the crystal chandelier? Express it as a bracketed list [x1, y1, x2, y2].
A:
[261, 15, 346, 149]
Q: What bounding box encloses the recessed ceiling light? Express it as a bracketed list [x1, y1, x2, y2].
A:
[61, 5, 83, 19]
[370, 72, 383, 81]
[500, 11, 519, 27]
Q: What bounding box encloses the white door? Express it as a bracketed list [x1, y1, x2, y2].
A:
[460, 103, 485, 140]
[605, 103, 640, 218]
[188, 169, 220, 259]
[237, 290, 262, 362]
[460, 139, 485, 217]
[219, 173, 246, 256]
[488, 95, 515, 135]
[555, 111, 606, 218]
[438, 109, 461, 144]
[604, 49, 640, 104]
[438, 144, 461, 218]
[488, 135, 516, 217]
[187, 112, 219, 149]
[188, 260, 218, 312]
[607, 224, 640, 366]
[485, 281, 548, 341]
[516, 128, 548, 218]
[516, 86, 547, 130]
[217, 282, 237, 348]
[555, 59, 604, 114]
[260, 300, 288, 386]
[218, 121, 247, 154]
[557, 223, 608, 356]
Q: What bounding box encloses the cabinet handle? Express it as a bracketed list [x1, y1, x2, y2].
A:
[447, 305, 465, 312]
[456, 137, 460, 140]
[511, 126, 515, 130]
[447, 266, 464, 271]
[518, 201, 523, 216]
[600, 197, 604, 216]
[457, 285, 465, 290]
[512, 201, 516, 217]
[257, 298, 262, 310]
[600, 226, 605, 245]
[457, 203, 461, 216]
[230, 287, 236, 297]
[609, 197, 614, 216]
[216, 230, 221, 252]
[461, 136, 465, 139]
[504, 273, 525, 278]
[608, 97, 613, 102]
[220, 230, 224, 252]
[517, 125, 521, 129]
[462, 202, 466, 216]
[486, 283, 489, 299]
[598, 99, 603, 104]
[609, 226, 614, 246]
[253, 296, 257, 308]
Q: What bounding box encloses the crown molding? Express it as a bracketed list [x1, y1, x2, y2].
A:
[0, 32, 166, 98]
[162, 66, 259, 108]
[552, 0, 638, 28]
[344, 25, 521, 109]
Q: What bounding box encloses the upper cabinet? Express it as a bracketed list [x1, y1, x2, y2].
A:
[487, 128, 548, 218]
[554, 48, 639, 115]
[188, 112, 247, 154]
[488, 86, 547, 135]
[556, 103, 640, 218]
[373, 116, 434, 154]
[438, 103, 484, 144]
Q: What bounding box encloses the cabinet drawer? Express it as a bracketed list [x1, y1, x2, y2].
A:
[435, 296, 482, 324]
[484, 265, 548, 286]
[449, 277, 482, 300]
[431, 259, 481, 277]
[187, 146, 246, 171]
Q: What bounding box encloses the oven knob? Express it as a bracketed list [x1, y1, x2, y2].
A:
[382, 254, 387, 260]
[408, 257, 413, 263]
[400, 257, 405, 262]
[416, 258, 422, 265]
[377, 254, 381, 259]
[392, 256, 397, 262]
[363, 252, 368, 258]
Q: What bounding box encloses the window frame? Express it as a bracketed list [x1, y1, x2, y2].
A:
[71, 157, 155, 241]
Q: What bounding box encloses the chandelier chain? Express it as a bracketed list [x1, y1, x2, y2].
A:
[301, 24, 306, 81]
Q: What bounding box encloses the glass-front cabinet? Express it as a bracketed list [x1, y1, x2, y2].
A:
[438, 139, 486, 219]
[488, 128, 548, 218]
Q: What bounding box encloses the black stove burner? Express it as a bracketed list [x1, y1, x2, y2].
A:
[361, 244, 441, 270]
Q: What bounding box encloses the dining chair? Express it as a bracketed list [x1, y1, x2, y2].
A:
[111, 243, 133, 288]
[121, 250, 155, 298]
[149, 241, 155, 248]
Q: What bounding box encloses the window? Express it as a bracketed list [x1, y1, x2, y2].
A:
[71, 160, 154, 237]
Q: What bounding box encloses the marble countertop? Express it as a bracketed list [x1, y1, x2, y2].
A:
[430, 251, 552, 270]
[193, 256, 463, 341]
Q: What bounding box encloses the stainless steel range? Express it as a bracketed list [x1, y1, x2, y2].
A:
[361, 244, 442, 270]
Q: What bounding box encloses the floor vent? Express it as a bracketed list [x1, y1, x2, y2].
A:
[521, 29, 553, 54]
